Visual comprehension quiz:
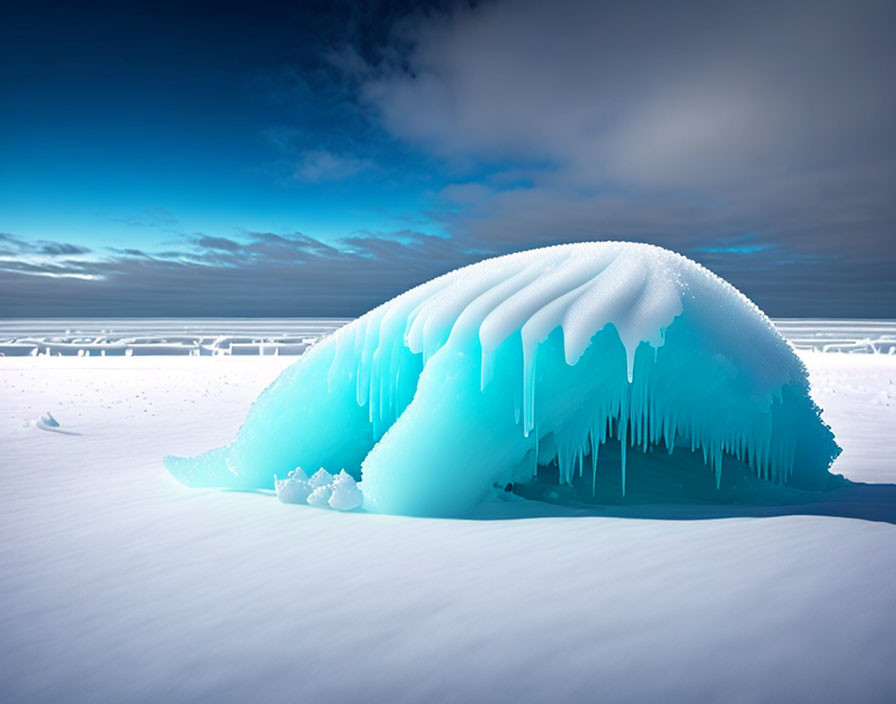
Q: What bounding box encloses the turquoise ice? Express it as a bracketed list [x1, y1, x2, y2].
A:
[164, 242, 840, 516]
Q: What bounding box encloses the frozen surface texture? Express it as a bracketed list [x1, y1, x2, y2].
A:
[164, 242, 840, 516]
[1, 353, 894, 703]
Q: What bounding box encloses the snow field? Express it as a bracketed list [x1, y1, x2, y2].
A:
[1, 351, 895, 702]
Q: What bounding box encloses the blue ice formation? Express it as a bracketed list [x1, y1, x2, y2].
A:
[165, 242, 840, 516]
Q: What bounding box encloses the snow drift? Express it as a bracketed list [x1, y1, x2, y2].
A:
[164, 242, 840, 516]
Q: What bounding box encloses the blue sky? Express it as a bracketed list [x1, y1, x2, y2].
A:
[1, 1, 451, 246]
[1, 0, 894, 317]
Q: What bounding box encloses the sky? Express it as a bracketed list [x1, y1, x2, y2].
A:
[1, 0, 893, 317]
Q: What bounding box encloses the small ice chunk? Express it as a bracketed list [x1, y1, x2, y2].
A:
[307, 484, 333, 508]
[328, 470, 363, 511]
[309, 468, 334, 488]
[36, 412, 61, 431]
[275, 476, 312, 505]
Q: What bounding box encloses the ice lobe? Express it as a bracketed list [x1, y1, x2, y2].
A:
[164, 242, 840, 517]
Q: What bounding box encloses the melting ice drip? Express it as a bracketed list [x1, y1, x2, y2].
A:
[165, 242, 840, 516]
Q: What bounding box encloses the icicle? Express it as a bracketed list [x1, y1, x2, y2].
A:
[591, 432, 600, 497]
[619, 388, 630, 497]
[714, 445, 723, 489]
[624, 345, 637, 384]
[522, 340, 537, 437]
[533, 432, 539, 476]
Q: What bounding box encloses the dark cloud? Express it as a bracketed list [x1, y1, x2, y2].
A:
[0, 233, 25, 257]
[243, 231, 342, 260]
[2, 224, 890, 318]
[0, 233, 93, 258]
[364, 1, 895, 182]
[0, 230, 477, 317]
[351, 0, 896, 314]
[39, 242, 92, 256]
[196, 236, 242, 252]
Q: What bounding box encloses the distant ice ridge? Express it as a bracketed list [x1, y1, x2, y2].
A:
[0, 319, 348, 357]
[164, 242, 840, 516]
[3, 317, 893, 356]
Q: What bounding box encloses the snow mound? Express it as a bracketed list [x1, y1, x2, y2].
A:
[274, 469, 312, 505]
[306, 484, 333, 508]
[165, 242, 840, 516]
[329, 470, 364, 511]
[274, 467, 364, 511]
[308, 468, 334, 488]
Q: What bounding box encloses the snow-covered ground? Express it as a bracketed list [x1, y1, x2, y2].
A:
[2, 346, 895, 702]
[0, 318, 350, 356]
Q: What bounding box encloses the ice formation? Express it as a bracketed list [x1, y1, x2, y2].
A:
[165, 242, 840, 516]
[273, 467, 363, 511]
[306, 485, 334, 508]
[273, 468, 313, 504]
[329, 471, 365, 511]
[36, 412, 60, 431]
[309, 468, 334, 489]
